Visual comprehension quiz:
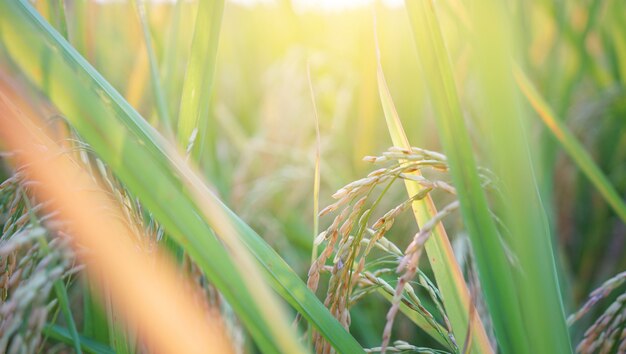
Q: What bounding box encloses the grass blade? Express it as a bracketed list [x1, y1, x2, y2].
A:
[43, 324, 114, 354]
[401, 1, 529, 352]
[54, 0, 68, 40]
[465, 0, 573, 352]
[160, 0, 184, 119]
[82, 283, 110, 344]
[176, 0, 224, 160]
[514, 66, 626, 224]
[51, 278, 82, 354]
[374, 12, 493, 353]
[132, 0, 172, 132]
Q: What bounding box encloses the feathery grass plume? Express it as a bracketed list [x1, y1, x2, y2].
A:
[309, 146, 497, 353]
[568, 271, 626, 353]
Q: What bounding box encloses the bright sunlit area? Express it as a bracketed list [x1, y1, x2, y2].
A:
[0, 0, 625, 353]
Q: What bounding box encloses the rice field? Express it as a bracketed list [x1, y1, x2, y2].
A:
[0, 0, 625, 353]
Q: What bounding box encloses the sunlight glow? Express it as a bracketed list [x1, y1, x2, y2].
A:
[94, 0, 404, 11]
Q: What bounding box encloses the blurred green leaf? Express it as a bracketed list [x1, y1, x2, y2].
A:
[177, 0, 223, 161]
[514, 66, 626, 224]
[465, 0, 572, 352]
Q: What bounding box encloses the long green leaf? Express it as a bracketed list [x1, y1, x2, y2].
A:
[0, 2, 363, 353]
[402, 1, 528, 352]
[464, 0, 573, 352]
[375, 13, 493, 353]
[514, 66, 626, 224]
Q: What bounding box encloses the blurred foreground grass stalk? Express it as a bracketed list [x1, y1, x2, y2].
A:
[0, 78, 235, 354]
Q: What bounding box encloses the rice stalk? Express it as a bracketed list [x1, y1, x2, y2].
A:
[362, 272, 450, 348]
[365, 340, 451, 354]
[309, 146, 494, 353]
[374, 15, 493, 352]
[20, 188, 82, 354]
[382, 200, 460, 352]
[0, 173, 75, 354]
[575, 294, 625, 353]
[569, 272, 626, 326]
[568, 271, 626, 353]
[402, 1, 527, 352]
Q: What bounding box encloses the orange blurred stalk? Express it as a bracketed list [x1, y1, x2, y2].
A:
[0, 78, 234, 354]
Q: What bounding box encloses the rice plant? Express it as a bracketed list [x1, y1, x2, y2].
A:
[0, 0, 625, 353]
